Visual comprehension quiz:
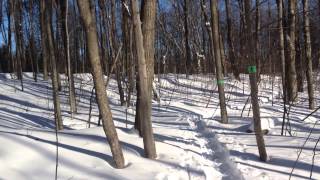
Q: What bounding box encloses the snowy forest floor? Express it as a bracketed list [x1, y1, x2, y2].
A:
[0, 73, 319, 180]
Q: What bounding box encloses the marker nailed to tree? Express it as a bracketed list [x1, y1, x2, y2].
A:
[248, 66, 257, 74]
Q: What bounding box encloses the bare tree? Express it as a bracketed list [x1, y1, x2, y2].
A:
[255, 0, 261, 78]
[131, 0, 157, 159]
[244, 0, 268, 161]
[61, 0, 77, 115]
[303, 0, 315, 109]
[13, 0, 24, 90]
[45, 0, 63, 130]
[225, 0, 240, 80]
[40, 0, 48, 80]
[287, 0, 298, 101]
[210, 0, 228, 123]
[184, 0, 191, 77]
[77, 0, 125, 168]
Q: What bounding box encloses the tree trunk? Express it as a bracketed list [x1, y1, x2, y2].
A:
[131, 0, 157, 159]
[277, 0, 287, 109]
[295, 11, 304, 93]
[45, 0, 63, 131]
[13, 0, 24, 90]
[184, 0, 191, 77]
[244, 0, 268, 161]
[77, 0, 125, 168]
[287, 0, 298, 101]
[303, 0, 315, 109]
[255, 0, 261, 78]
[219, 32, 227, 75]
[225, 0, 240, 80]
[110, 0, 126, 106]
[61, 0, 77, 114]
[40, 0, 48, 80]
[210, 0, 228, 124]
[141, 0, 157, 101]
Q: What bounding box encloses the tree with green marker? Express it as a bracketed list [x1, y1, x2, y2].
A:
[244, 0, 268, 162]
[210, 0, 228, 124]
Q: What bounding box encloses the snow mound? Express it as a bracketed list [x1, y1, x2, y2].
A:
[247, 118, 275, 134]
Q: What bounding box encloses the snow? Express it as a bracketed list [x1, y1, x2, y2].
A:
[247, 117, 275, 133]
[0, 73, 319, 179]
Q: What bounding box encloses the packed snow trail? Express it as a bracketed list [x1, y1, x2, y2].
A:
[1, 73, 319, 179]
[0, 73, 236, 180]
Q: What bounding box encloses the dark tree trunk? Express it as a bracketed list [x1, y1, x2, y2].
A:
[225, 0, 240, 80]
[303, 0, 315, 109]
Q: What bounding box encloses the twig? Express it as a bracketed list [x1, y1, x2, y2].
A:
[310, 136, 320, 179]
[289, 120, 319, 179]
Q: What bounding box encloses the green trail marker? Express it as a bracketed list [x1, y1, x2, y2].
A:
[217, 79, 225, 85]
[248, 66, 257, 74]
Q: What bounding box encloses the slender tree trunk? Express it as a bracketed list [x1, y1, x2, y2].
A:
[277, 0, 287, 109]
[200, 0, 215, 74]
[110, 0, 126, 106]
[13, 0, 24, 90]
[61, 0, 77, 114]
[219, 32, 227, 75]
[29, 0, 38, 82]
[255, 0, 261, 78]
[210, 0, 228, 124]
[184, 0, 191, 77]
[40, 0, 48, 80]
[295, 12, 304, 93]
[244, 0, 268, 161]
[287, 0, 298, 101]
[77, 0, 125, 168]
[225, 0, 240, 80]
[7, 0, 13, 73]
[131, 0, 157, 159]
[45, 0, 63, 131]
[318, 0, 320, 69]
[122, 0, 134, 106]
[303, 0, 315, 109]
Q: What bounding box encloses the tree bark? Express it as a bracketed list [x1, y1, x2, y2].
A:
[210, 0, 228, 124]
[277, 0, 287, 109]
[110, 0, 126, 106]
[255, 0, 261, 78]
[61, 0, 77, 114]
[225, 0, 240, 80]
[13, 0, 24, 90]
[287, 0, 298, 101]
[141, 0, 157, 100]
[295, 11, 303, 93]
[303, 0, 315, 109]
[45, 0, 63, 131]
[40, 0, 48, 80]
[131, 0, 157, 159]
[244, 0, 268, 161]
[184, 0, 191, 77]
[77, 0, 125, 168]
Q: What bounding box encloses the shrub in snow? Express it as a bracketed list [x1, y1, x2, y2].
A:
[247, 118, 275, 135]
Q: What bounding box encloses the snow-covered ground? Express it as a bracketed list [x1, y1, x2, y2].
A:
[0, 73, 319, 180]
